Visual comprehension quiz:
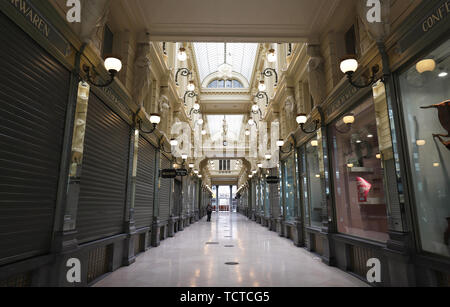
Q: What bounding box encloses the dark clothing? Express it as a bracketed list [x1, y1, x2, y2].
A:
[206, 205, 212, 222]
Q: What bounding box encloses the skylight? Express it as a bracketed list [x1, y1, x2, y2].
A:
[193, 43, 258, 84]
[206, 115, 245, 142]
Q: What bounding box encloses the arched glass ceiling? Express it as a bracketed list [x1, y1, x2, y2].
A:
[206, 115, 244, 141]
[193, 43, 259, 84]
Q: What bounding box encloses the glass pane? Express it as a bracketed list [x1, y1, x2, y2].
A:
[398, 39, 450, 257]
[306, 140, 322, 228]
[283, 154, 296, 220]
[330, 96, 389, 242]
[218, 80, 225, 88]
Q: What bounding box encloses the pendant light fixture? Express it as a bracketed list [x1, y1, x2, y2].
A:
[218, 43, 233, 80]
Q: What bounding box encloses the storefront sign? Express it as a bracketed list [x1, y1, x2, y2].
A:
[266, 176, 280, 184]
[160, 169, 177, 179]
[398, 0, 450, 52]
[176, 169, 188, 177]
[9, 0, 70, 56]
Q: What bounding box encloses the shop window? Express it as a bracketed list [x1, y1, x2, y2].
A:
[306, 139, 323, 228]
[330, 96, 388, 242]
[345, 25, 357, 56]
[283, 153, 297, 220]
[398, 39, 450, 257]
[264, 180, 270, 217]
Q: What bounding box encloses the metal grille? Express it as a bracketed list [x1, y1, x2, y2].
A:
[76, 93, 130, 244]
[173, 179, 182, 217]
[158, 155, 171, 222]
[0, 272, 32, 287]
[349, 245, 376, 278]
[436, 271, 450, 287]
[87, 245, 112, 284]
[0, 12, 70, 263]
[134, 136, 155, 228]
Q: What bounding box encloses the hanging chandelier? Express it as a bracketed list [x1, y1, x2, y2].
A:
[218, 43, 233, 80]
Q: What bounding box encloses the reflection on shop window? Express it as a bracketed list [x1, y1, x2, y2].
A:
[283, 154, 296, 220]
[398, 39, 450, 257]
[306, 139, 323, 228]
[330, 96, 388, 242]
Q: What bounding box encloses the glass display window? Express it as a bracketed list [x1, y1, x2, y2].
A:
[330, 96, 389, 242]
[305, 136, 323, 228]
[398, 39, 450, 257]
[283, 153, 298, 220]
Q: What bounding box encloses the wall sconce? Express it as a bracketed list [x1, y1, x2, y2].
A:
[248, 118, 258, 129]
[335, 114, 355, 134]
[160, 136, 179, 154]
[251, 103, 262, 116]
[175, 68, 192, 86]
[265, 154, 272, 160]
[267, 48, 277, 63]
[188, 103, 201, 118]
[138, 113, 161, 134]
[257, 162, 263, 168]
[296, 113, 320, 134]
[184, 91, 198, 106]
[261, 68, 278, 87]
[83, 56, 122, 88]
[255, 91, 269, 107]
[278, 134, 295, 154]
[189, 163, 195, 168]
[340, 55, 379, 88]
[177, 47, 187, 62]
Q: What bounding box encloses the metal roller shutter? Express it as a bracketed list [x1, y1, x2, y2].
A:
[0, 12, 70, 264]
[158, 155, 171, 222]
[76, 93, 130, 244]
[134, 136, 155, 229]
[173, 179, 182, 217]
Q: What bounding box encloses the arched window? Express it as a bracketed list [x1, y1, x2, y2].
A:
[207, 79, 244, 89]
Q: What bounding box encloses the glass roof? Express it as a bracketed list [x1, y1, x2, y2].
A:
[206, 115, 244, 141]
[193, 43, 259, 84]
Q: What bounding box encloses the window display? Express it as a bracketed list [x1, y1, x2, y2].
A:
[306, 138, 323, 228]
[398, 39, 450, 257]
[330, 97, 389, 242]
[283, 153, 297, 220]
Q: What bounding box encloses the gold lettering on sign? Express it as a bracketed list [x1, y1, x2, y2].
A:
[422, 1, 450, 32]
[10, 0, 50, 38]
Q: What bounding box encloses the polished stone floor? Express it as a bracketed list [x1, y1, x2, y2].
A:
[94, 212, 367, 287]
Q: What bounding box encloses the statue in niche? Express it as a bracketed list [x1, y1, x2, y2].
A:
[79, 0, 111, 46]
[421, 100, 450, 150]
[307, 45, 325, 106]
[284, 98, 295, 133]
[133, 33, 152, 108]
[158, 88, 170, 134]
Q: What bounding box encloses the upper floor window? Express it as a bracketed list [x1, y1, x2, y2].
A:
[219, 160, 231, 171]
[102, 25, 114, 57]
[207, 79, 244, 89]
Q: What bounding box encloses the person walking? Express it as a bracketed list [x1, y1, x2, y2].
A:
[206, 203, 213, 222]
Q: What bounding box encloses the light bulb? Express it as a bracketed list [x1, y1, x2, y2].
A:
[252, 104, 259, 112]
[201, 130, 207, 135]
[181, 154, 188, 160]
[170, 139, 178, 146]
[347, 163, 354, 168]
[340, 56, 358, 74]
[267, 49, 277, 63]
[438, 72, 448, 78]
[104, 56, 122, 73]
[177, 47, 187, 61]
[296, 113, 308, 124]
[258, 81, 266, 92]
[245, 130, 250, 136]
[416, 59, 436, 74]
[343, 114, 355, 125]
[189, 164, 195, 168]
[276, 140, 284, 147]
[193, 103, 200, 110]
[197, 119, 204, 125]
[187, 81, 195, 92]
[376, 154, 381, 159]
[149, 114, 161, 124]
[265, 154, 272, 160]
[416, 140, 426, 146]
[194, 170, 199, 174]
[311, 140, 319, 147]
[248, 119, 255, 126]
[257, 163, 263, 168]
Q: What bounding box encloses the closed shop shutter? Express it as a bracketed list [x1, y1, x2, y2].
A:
[173, 179, 182, 217]
[0, 12, 70, 263]
[159, 155, 171, 222]
[134, 136, 155, 228]
[76, 93, 130, 244]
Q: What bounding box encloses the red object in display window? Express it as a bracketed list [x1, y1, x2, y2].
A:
[356, 177, 371, 202]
